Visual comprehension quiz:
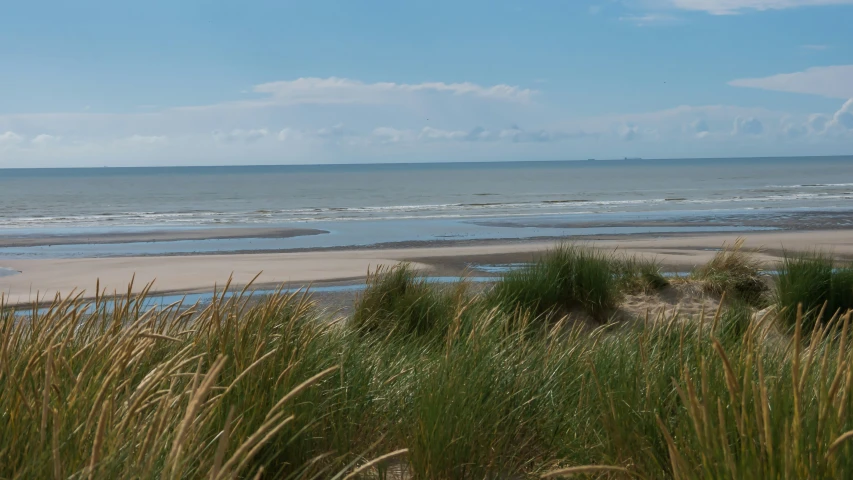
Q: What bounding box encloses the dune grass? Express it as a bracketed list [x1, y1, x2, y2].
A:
[614, 254, 670, 294]
[486, 244, 621, 323]
[0, 285, 397, 479]
[486, 245, 667, 327]
[716, 297, 754, 343]
[775, 251, 853, 332]
[692, 238, 767, 306]
[351, 263, 473, 339]
[5, 244, 853, 478]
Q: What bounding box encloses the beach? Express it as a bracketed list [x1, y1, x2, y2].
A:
[3, 158, 853, 305]
[4, 228, 853, 306]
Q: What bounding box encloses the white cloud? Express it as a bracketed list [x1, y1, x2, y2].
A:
[808, 113, 830, 132]
[368, 125, 588, 145]
[31, 134, 60, 145]
[619, 13, 681, 25]
[666, 0, 853, 15]
[419, 126, 469, 141]
[213, 129, 268, 143]
[729, 65, 853, 99]
[691, 118, 710, 133]
[619, 124, 640, 141]
[276, 128, 302, 142]
[498, 125, 589, 142]
[463, 126, 495, 141]
[0, 131, 24, 146]
[3, 74, 853, 167]
[782, 122, 808, 138]
[314, 124, 351, 140]
[767, 99, 853, 138]
[829, 98, 853, 130]
[123, 134, 168, 145]
[733, 117, 764, 135]
[232, 77, 535, 107]
[371, 127, 416, 144]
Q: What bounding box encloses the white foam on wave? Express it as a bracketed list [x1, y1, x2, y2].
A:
[1, 191, 852, 229]
[765, 183, 853, 188]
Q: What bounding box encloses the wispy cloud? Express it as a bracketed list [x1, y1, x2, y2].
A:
[829, 98, 853, 130]
[31, 134, 60, 146]
[729, 65, 853, 98]
[733, 116, 764, 135]
[0, 131, 24, 147]
[121, 135, 169, 146]
[178, 77, 536, 111]
[619, 13, 681, 26]
[256, 77, 535, 101]
[213, 129, 268, 144]
[664, 0, 853, 15]
[370, 125, 591, 145]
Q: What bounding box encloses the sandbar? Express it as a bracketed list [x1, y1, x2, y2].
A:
[0, 227, 327, 248]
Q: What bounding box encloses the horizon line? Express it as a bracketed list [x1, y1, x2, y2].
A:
[1, 153, 851, 171]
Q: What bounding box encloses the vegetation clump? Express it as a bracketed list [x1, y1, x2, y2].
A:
[0, 288, 376, 478]
[716, 298, 754, 343]
[351, 263, 471, 338]
[487, 244, 620, 323]
[692, 238, 767, 306]
[614, 255, 670, 294]
[776, 251, 853, 332]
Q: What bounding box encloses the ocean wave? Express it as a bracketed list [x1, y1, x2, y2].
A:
[2, 192, 852, 228]
[765, 183, 853, 188]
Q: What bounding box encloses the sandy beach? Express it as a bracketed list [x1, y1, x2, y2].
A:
[3, 229, 853, 306]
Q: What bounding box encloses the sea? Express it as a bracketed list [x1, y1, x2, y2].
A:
[1, 156, 852, 259]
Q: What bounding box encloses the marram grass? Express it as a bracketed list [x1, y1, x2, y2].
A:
[775, 250, 853, 332]
[0, 284, 396, 479]
[692, 238, 767, 306]
[3, 246, 853, 479]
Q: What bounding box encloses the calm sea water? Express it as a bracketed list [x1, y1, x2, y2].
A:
[2, 156, 852, 230]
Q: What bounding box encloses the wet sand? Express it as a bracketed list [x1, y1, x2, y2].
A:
[3, 229, 853, 306]
[0, 227, 327, 248]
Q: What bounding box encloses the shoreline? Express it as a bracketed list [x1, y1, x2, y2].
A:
[4, 228, 853, 306]
[1, 208, 852, 258]
[3, 208, 853, 244]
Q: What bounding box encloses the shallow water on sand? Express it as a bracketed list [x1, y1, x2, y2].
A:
[0, 219, 770, 259]
[8, 276, 496, 315]
[0, 267, 19, 277]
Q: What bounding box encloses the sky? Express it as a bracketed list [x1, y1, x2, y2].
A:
[0, 0, 852, 168]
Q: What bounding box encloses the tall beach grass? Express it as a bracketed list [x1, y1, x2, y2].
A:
[486, 244, 667, 325]
[4, 244, 853, 478]
[776, 251, 853, 332]
[692, 238, 767, 306]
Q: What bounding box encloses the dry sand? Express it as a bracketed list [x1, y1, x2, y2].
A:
[3, 229, 853, 306]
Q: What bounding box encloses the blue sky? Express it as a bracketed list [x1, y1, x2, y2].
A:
[1, 0, 852, 167]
